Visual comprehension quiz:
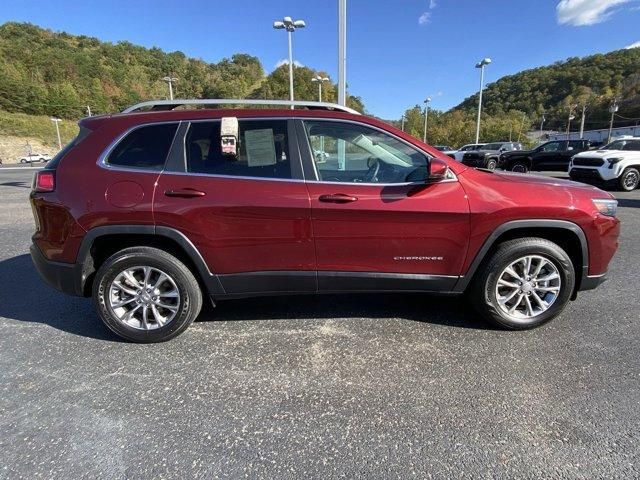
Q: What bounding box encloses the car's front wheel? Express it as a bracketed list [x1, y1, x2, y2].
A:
[93, 246, 203, 342]
[486, 158, 498, 170]
[511, 161, 529, 173]
[619, 167, 639, 191]
[471, 238, 575, 329]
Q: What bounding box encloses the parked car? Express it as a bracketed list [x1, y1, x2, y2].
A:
[462, 142, 522, 170]
[500, 140, 592, 173]
[30, 100, 619, 342]
[433, 145, 454, 152]
[446, 143, 486, 161]
[19, 153, 52, 164]
[569, 137, 640, 191]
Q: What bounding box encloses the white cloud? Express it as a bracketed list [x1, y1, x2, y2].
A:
[418, 11, 431, 25]
[626, 40, 640, 48]
[556, 0, 635, 26]
[429, 0, 437, 8]
[274, 59, 304, 68]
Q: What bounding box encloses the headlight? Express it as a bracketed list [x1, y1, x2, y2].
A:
[592, 198, 617, 217]
[606, 157, 623, 168]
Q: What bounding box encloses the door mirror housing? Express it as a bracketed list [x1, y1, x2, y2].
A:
[428, 158, 449, 181]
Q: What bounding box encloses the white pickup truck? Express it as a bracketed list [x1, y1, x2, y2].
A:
[569, 137, 640, 191]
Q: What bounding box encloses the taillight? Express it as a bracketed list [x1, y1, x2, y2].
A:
[34, 171, 55, 192]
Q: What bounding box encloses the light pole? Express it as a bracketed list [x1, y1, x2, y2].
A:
[539, 113, 546, 141]
[274, 16, 306, 109]
[608, 100, 619, 143]
[162, 76, 178, 100]
[423, 97, 431, 143]
[311, 75, 330, 101]
[401, 115, 405, 132]
[579, 104, 587, 139]
[566, 106, 576, 141]
[51, 117, 62, 150]
[474, 57, 491, 144]
[338, 0, 347, 106]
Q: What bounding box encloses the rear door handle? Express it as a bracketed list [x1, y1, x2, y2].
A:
[164, 188, 206, 198]
[318, 193, 358, 203]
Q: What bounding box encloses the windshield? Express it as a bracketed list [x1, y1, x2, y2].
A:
[602, 139, 640, 151]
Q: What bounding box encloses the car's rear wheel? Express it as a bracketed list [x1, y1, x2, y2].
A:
[93, 246, 202, 343]
[471, 238, 575, 330]
[511, 161, 529, 173]
[618, 167, 639, 191]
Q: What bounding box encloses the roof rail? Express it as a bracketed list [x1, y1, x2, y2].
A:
[122, 99, 361, 115]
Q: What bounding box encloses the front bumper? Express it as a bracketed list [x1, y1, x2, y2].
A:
[30, 243, 83, 296]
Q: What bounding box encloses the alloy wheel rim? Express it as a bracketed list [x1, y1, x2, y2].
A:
[624, 171, 638, 189]
[495, 255, 561, 320]
[513, 164, 526, 173]
[108, 266, 180, 330]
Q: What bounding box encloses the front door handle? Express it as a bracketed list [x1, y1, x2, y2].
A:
[318, 193, 358, 204]
[164, 188, 206, 198]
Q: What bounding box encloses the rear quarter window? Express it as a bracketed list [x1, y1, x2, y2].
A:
[106, 123, 179, 170]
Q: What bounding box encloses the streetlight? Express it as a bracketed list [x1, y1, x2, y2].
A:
[273, 16, 306, 109]
[401, 114, 406, 132]
[162, 76, 178, 100]
[566, 106, 576, 140]
[50, 117, 62, 150]
[423, 97, 431, 143]
[474, 57, 492, 144]
[539, 113, 546, 141]
[311, 75, 330, 102]
[608, 100, 619, 143]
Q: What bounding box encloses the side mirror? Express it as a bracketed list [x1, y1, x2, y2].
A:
[428, 158, 449, 181]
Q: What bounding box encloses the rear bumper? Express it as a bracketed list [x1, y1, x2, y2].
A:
[30, 243, 83, 296]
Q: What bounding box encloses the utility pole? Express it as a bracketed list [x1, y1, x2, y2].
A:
[579, 104, 587, 139]
[539, 113, 546, 141]
[423, 97, 431, 143]
[608, 100, 619, 143]
[86, 105, 92, 117]
[50, 117, 62, 150]
[162, 76, 178, 100]
[274, 17, 306, 109]
[474, 58, 492, 144]
[338, 0, 347, 106]
[401, 115, 405, 132]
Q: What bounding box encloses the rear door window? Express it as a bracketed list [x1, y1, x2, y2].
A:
[185, 120, 293, 179]
[106, 123, 178, 170]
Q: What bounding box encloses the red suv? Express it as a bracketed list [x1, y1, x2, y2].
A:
[30, 100, 620, 342]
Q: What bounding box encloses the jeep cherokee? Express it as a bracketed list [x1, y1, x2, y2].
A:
[30, 99, 620, 342]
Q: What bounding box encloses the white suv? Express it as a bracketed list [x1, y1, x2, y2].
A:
[445, 143, 486, 161]
[569, 137, 640, 191]
[19, 153, 52, 164]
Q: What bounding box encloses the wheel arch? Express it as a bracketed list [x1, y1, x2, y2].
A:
[75, 225, 224, 297]
[453, 220, 588, 295]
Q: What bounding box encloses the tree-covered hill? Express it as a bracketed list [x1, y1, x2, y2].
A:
[453, 48, 640, 131]
[0, 22, 364, 119]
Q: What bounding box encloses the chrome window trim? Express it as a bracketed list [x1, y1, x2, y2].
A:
[297, 117, 458, 185]
[96, 120, 182, 173]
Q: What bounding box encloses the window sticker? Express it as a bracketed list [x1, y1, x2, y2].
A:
[244, 128, 277, 167]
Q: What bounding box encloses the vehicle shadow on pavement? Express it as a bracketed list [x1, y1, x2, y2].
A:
[200, 292, 491, 330]
[0, 254, 119, 341]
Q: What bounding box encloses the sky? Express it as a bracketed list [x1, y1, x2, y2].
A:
[1, 0, 639, 119]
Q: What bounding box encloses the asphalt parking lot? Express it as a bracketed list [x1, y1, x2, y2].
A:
[0, 168, 638, 479]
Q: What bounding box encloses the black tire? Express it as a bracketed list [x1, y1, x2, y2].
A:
[20, 159, 27, 164]
[486, 158, 498, 170]
[93, 246, 203, 343]
[618, 167, 640, 191]
[470, 238, 575, 330]
[511, 161, 529, 173]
